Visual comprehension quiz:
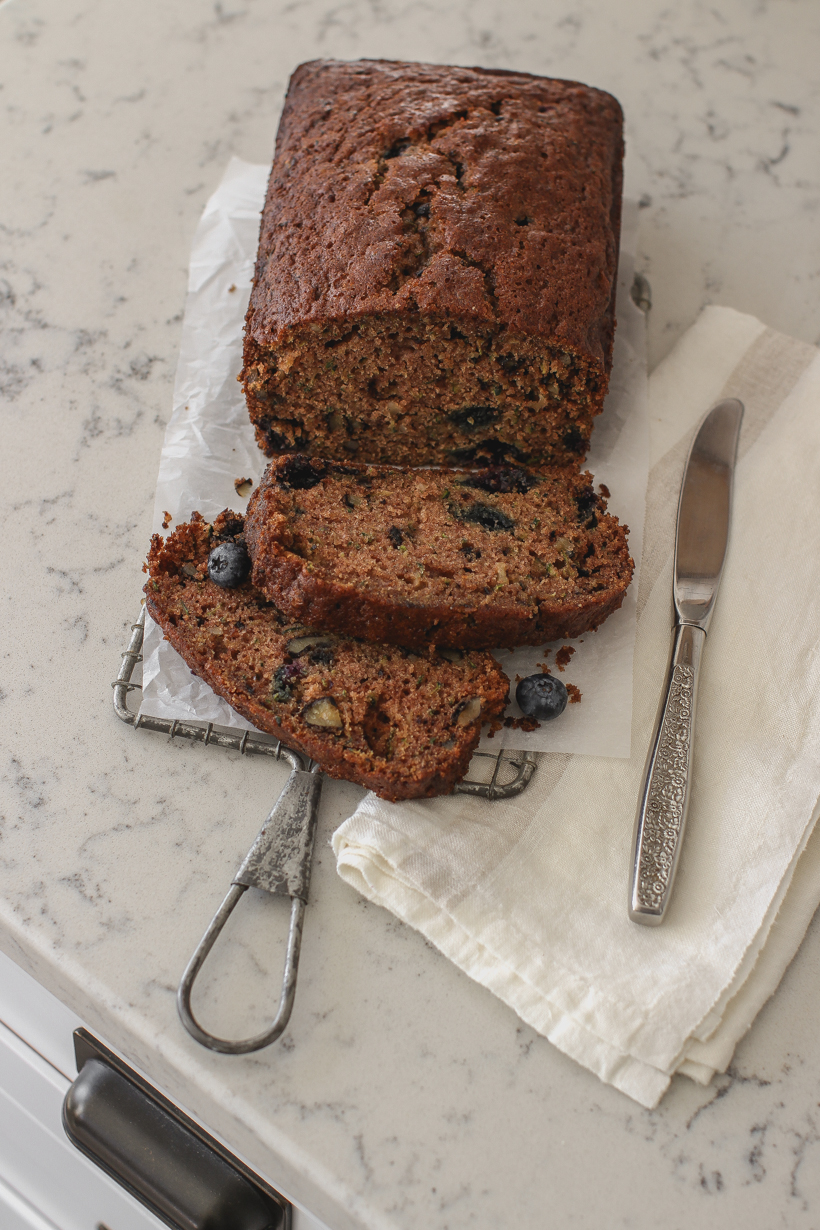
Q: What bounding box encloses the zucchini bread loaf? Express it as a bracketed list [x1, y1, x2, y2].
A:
[244, 456, 633, 651]
[241, 59, 624, 470]
[144, 511, 510, 800]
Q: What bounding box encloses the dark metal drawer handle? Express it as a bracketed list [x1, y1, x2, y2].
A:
[63, 1055, 286, 1230]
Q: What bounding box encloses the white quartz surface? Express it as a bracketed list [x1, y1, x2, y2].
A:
[2, 1, 820, 1227]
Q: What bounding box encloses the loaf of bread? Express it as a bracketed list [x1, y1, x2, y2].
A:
[244, 456, 633, 651]
[144, 512, 510, 800]
[241, 59, 624, 470]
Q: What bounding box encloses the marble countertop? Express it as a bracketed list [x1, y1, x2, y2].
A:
[2, 0, 820, 1226]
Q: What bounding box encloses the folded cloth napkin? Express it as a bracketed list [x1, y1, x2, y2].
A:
[333, 305, 820, 1108]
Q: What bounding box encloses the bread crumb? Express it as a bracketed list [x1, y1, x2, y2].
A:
[503, 715, 541, 732]
[555, 645, 575, 672]
[162, 511, 172, 529]
[599, 483, 610, 499]
[567, 684, 582, 704]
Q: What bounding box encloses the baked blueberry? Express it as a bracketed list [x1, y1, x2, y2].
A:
[516, 674, 568, 721]
[461, 502, 515, 532]
[562, 425, 586, 454]
[271, 664, 298, 702]
[207, 541, 251, 587]
[462, 465, 537, 495]
[276, 454, 327, 490]
[576, 486, 598, 522]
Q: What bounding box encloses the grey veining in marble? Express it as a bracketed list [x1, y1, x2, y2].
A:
[2, 0, 820, 1227]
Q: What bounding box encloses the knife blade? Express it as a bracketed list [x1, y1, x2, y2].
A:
[629, 398, 744, 925]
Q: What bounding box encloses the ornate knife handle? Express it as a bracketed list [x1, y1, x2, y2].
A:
[629, 622, 706, 925]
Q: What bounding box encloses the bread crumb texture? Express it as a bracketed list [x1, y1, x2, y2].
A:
[244, 456, 633, 650]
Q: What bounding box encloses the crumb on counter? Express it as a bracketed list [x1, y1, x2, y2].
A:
[567, 684, 582, 704]
[555, 645, 576, 672]
[162, 511, 172, 529]
[503, 715, 542, 732]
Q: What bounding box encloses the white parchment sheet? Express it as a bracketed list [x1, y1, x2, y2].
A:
[140, 157, 648, 758]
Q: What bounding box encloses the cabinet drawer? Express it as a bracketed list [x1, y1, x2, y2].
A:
[0, 1169, 65, 1230]
[0, 1019, 164, 1230]
[0, 954, 332, 1230]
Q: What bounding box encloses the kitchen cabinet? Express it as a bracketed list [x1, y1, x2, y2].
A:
[0, 952, 328, 1230]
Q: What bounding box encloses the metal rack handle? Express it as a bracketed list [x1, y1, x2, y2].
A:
[177, 887, 306, 1055]
[176, 761, 323, 1055]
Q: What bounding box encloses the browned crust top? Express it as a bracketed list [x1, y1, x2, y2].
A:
[246, 58, 623, 368]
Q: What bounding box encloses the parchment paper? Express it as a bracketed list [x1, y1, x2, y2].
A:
[140, 157, 648, 758]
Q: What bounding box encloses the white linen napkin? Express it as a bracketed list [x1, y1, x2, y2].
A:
[333, 305, 820, 1108]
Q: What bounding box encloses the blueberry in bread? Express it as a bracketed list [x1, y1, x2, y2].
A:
[241, 59, 624, 470]
[244, 457, 633, 651]
[144, 512, 510, 800]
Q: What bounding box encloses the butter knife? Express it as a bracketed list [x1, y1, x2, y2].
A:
[629, 398, 744, 925]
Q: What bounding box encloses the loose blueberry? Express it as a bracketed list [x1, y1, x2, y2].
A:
[207, 541, 251, 588]
[515, 674, 568, 721]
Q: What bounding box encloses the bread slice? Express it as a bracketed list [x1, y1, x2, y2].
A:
[244, 457, 633, 651]
[241, 59, 623, 470]
[144, 512, 510, 801]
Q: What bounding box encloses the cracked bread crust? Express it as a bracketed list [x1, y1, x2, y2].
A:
[241, 58, 624, 469]
[144, 512, 510, 801]
[244, 457, 634, 651]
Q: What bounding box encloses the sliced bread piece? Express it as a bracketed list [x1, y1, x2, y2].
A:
[144, 511, 510, 801]
[244, 456, 633, 651]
